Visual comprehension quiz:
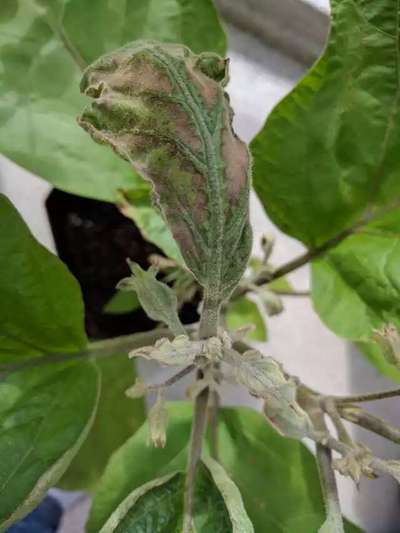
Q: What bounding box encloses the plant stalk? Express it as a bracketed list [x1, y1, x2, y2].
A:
[315, 411, 344, 533]
[339, 405, 400, 445]
[183, 293, 220, 531]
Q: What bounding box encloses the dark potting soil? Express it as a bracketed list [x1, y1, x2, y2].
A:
[46, 190, 199, 340]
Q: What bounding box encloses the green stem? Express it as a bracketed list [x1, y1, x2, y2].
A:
[314, 412, 344, 533]
[0, 329, 173, 379]
[183, 293, 220, 531]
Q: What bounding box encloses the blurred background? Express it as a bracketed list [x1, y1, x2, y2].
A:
[1, 0, 399, 531]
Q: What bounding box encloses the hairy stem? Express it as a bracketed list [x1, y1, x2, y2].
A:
[183, 381, 210, 532]
[209, 389, 220, 460]
[335, 388, 400, 404]
[184, 294, 220, 530]
[314, 412, 344, 533]
[339, 405, 400, 445]
[146, 365, 196, 393]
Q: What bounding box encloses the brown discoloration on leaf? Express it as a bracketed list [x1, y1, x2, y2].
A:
[79, 40, 252, 302]
[222, 111, 250, 205]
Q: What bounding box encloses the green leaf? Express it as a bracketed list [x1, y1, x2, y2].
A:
[226, 297, 267, 341]
[98, 464, 248, 533]
[118, 261, 185, 336]
[312, 215, 400, 382]
[0, 361, 100, 530]
[0, 193, 86, 363]
[98, 472, 184, 533]
[118, 188, 183, 264]
[58, 355, 145, 491]
[88, 403, 359, 532]
[103, 291, 140, 315]
[87, 403, 192, 532]
[0, 0, 226, 202]
[79, 40, 252, 302]
[251, 0, 400, 247]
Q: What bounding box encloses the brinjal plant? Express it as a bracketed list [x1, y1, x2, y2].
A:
[1, 0, 400, 532]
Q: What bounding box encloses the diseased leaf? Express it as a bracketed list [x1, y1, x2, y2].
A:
[118, 261, 185, 336]
[225, 297, 267, 341]
[103, 291, 140, 315]
[0, 0, 226, 202]
[79, 40, 252, 302]
[0, 194, 86, 363]
[0, 361, 100, 530]
[58, 355, 145, 491]
[87, 403, 359, 533]
[223, 348, 313, 439]
[129, 335, 199, 367]
[148, 390, 169, 448]
[252, 0, 400, 247]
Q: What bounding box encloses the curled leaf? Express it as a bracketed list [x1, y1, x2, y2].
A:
[117, 260, 185, 335]
[148, 390, 169, 448]
[79, 40, 252, 303]
[129, 335, 201, 367]
[224, 348, 313, 439]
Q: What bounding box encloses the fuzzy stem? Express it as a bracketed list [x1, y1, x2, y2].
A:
[339, 405, 400, 445]
[335, 388, 400, 404]
[183, 380, 210, 532]
[183, 293, 220, 531]
[209, 389, 220, 460]
[314, 412, 344, 533]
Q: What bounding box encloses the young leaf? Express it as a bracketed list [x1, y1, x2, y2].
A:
[0, 0, 225, 202]
[118, 261, 185, 335]
[252, 0, 400, 247]
[224, 348, 313, 439]
[0, 194, 86, 363]
[129, 335, 200, 367]
[0, 361, 100, 530]
[103, 291, 140, 315]
[79, 40, 252, 303]
[148, 390, 169, 448]
[225, 297, 267, 341]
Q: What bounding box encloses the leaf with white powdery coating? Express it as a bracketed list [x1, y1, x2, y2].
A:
[79, 40, 252, 303]
[252, 0, 400, 247]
